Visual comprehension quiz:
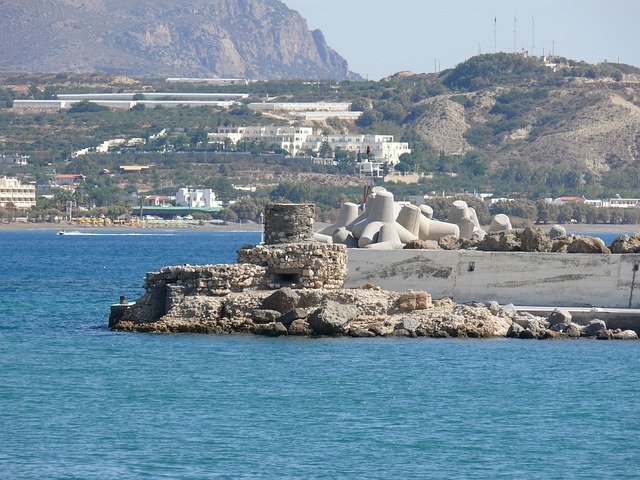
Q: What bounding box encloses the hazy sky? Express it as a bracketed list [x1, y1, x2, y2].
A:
[282, 0, 639, 79]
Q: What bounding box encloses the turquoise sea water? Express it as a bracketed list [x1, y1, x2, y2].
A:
[1, 230, 640, 479]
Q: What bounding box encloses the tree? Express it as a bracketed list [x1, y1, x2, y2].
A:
[318, 140, 333, 158]
[219, 208, 237, 223]
[191, 211, 212, 221]
[556, 203, 574, 223]
[270, 181, 313, 203]
[536, 200, 558, 224]
[43, 87, 58, 100]
[68, 100, 108, 113]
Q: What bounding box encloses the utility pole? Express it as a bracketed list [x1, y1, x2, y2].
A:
[532, 13, 535, 53]
[513, 14, 517, 53]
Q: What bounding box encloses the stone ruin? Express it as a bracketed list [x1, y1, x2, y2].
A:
[108, 201, 640, 340]
[315, 187, 513, 250]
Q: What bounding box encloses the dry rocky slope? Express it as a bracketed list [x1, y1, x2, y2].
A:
[412, 80, 640, 175]
[0, 0, 355, 80]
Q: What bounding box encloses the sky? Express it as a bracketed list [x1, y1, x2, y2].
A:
[282, 0, 640, 80]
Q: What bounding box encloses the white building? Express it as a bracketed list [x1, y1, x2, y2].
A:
[248, 102, 352, 112]
[207, 127, 410, 162]
[0, 177, 36, 209]
[303, 134, 411, 165]
[166, 78, 250, 86]
[176, 188, 223, 208]
[0, 154, 29, 166]
[208, 126, 314, 156]
[359, 161, 384, 178]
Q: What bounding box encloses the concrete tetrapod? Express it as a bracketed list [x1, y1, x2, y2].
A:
[468, 208, 487, 238]
[364, 223, 404, 250]
[332, 227, 358, 248]
[351, 191, 417, 247]
[448, 200, 477, 239]
[396, 204, 422, 236]
[317, 202, 360, 236]
[420, 204, 434, 220]
[488, 214, 513, 233]
[418, 216, 460, 241]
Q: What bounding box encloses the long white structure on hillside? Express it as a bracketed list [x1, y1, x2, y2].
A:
[207, 126, 410, 163]
[13, 99, 239, 111]
[346, 249, 640, 309]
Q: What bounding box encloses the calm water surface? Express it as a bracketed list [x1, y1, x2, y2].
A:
[1, 230, 639, 479]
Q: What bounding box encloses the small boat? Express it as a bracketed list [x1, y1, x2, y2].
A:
[57, 230, 66, 235]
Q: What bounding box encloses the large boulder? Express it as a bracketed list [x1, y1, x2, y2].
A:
[551, 236, 573, 253]
[549, 225, 567, 239]
[610, 233, 640, 254]
[262, 287, 300, 313]
[612, 330, 639, 340]
[520, 227, 551, 252]
[546, 308, 572, 326]
[567, 236, 611, 254]
[477, 232, 521, 252]
[404, 239, 440, 250]
[307, 300, 358, 335]
[277, 307, 308, 327]
[438, 235, 464, 250]
[251, 309, 281, 324]
[583, 319, 607, 336]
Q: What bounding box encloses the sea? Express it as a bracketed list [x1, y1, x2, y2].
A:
[1, 230, 639, 479]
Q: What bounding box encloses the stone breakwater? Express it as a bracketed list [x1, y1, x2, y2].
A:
[111, 280, 638, 340]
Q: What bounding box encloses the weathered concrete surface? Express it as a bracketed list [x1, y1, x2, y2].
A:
[346, 250, 640, 308]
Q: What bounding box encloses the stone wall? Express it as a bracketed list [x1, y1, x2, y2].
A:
[238, 242, 347, 289]
[264, 203, 314, 244]
[111, 263, 267, 326]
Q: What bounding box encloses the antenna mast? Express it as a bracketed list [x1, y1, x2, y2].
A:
[493, 16, 497, 52]
[532, 13, 535, 53]
[513, 14, 517, 53]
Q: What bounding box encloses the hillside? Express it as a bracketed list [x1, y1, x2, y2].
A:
[2, 53, 640, 205]
[0, 0, 356, 80]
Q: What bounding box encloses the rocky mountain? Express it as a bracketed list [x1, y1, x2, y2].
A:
[0, 0, 357, 80]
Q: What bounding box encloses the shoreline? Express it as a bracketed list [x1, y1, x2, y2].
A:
[1, 221, 639, 234]
[0, 221, 264, 232]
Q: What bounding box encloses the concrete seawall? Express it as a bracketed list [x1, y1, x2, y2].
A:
[346, 250, 640, 309]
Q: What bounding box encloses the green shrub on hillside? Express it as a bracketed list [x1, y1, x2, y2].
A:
[443, 53, 552, 91]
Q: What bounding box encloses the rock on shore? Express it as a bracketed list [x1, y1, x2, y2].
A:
[111, 285, 638, 340]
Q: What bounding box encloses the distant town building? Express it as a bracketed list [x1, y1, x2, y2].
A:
[12, 99, 239, 111]
[176, 188, 223, 209]
[53, 174, 85, 189]
[359, 161, 384, 178]
[119, 165, 152, 173]
[303, 134, 411, 165]
[166, 78, 250, 86]
[57, 92, 249, 101]
[0, 176, 36, 209]
[208, 126, 410, 163]
[208, 126, 313, 156]
[144, 195, 175, 207]
[548, 196, 640, 208]
[248, 102, 352, 112]
[0, 154, 29, 166]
